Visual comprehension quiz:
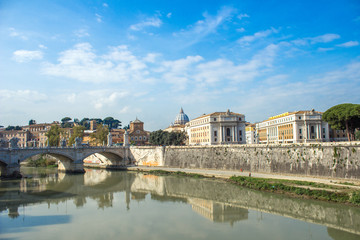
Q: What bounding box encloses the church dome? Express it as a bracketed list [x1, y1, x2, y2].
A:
[174, 108, 189, 125]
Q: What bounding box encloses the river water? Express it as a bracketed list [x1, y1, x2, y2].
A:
[1, 167, 360, 240]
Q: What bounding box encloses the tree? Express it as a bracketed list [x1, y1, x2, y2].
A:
[323, 103, 360, 141]
[103, 117, 121, 129]
[5, 126, 22, 131]
[29, 119, 36, 125]
[68, 125, 86, 146]
[90, 124, 109, 145]
[46, 125, 63, 146]
[80, 118, 90, 129]
[149, 130, 186, 146]
[61, 117, 72, 128]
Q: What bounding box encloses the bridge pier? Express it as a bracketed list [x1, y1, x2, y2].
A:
[58, 160, 85, 174]
[0, 163, 22, 178]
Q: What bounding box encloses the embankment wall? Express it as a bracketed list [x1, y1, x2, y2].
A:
[130, 142, 360, 179]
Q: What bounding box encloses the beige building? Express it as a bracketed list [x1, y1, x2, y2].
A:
[256, 110, 330, 144]
[245, 123, 257, 144]
[129, 118, 150, 145]
[186, 109, 246, 145]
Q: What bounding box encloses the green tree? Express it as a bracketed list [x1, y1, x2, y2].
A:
[5, 126, 22, 130]
[103, 117, 121, 129]
[61, 117, 72, 128]
[80, 118, 90, 129]
[29, 119, 36, 125]
[68, 125, 86, 146]
[91, 124, 109, 145]
[149, 130, 186, 146]
[323, 103, 360, 141]
[46, 125, 63, 146]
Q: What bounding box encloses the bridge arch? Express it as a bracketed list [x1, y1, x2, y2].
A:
[82, 150, 125, 167]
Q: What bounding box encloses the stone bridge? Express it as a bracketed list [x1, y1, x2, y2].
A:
[0, 146, 131, 177]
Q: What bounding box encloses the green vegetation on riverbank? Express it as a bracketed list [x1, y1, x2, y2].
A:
[26, 155, 57, 168]
[136, 168, 360, 206]
[147, 170, 207, 179]
[228, 176, 360, 206]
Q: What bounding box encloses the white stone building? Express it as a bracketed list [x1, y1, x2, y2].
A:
[186, 109, 246, 145]
[256, 110, 330, 144]
[245, 123, 257, 144]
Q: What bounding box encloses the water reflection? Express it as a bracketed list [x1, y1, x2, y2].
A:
[0, 167, 360, 239]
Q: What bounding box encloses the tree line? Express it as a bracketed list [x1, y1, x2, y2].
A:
[149, 130, 186, 146]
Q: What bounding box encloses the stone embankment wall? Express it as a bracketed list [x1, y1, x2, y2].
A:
[130, 142, 360, 179]
[129, 146, 165, 166]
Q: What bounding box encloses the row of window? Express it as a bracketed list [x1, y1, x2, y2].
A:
[130, 136, 147, 141]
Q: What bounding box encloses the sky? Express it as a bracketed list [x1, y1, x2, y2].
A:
[0, 0, 359, 130]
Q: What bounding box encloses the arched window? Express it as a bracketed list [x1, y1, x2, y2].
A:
[226, 128, 231, 136]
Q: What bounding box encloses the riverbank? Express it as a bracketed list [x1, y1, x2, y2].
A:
[127, 166, 360, 206]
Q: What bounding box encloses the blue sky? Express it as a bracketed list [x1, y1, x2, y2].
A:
[1, 0, 359, 130]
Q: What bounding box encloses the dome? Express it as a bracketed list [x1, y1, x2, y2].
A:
[174, 108, 189, 125]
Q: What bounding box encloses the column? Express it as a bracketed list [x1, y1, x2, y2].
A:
[219, 125, 222, 144]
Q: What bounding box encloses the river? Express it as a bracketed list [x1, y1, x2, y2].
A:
[0, 167, 359, 240]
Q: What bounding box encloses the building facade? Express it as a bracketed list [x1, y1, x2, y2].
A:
[256, 110, 330, 144]
[245, 123, 257, 144]
[164, 107, 189, 133]
[186, 109, 246, 145]
[128, 118, 150, 145]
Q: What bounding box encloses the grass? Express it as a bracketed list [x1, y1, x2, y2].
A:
[147, 170, 207, 178]
[228, 175, 360, 205]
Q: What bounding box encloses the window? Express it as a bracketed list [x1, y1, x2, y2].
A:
[135, 137, 138, 140]
[311, 126, 314, 134]
[239, 117, 242, 121]
[214, 131, 217, 137]
[239, 130, 242, 136]
[300, 136, 302, 139]
[299, 129, 302, 134]
[136, 130, 140, 134]
[139, 136, 142, 140]
[214, 118, 217, 121]
[214, 138, 217, 142]
[226, 128, 231, 136]
[143, 136, 146, 140]
[323, 128, 326, 133]
[299, 117, 301, 120]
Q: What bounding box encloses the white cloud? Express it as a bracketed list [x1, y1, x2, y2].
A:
[238, 13, 250, 20]
[174, 6, 236, 45]
[309, 33, 340, 44]
[0, 89, 47, 102]
[336, 41, 359, 47]
[119, 106, 130, 114]
[194, 44, 279, 85]
[95, 13, 102, 23]
[292, 33, 340, 46]
[74, 29, 90, 37]
[143, 53, 161, 63]
[38, 44, 47, 49]
[12, 50, 43, 63]
[317, 47, 334, 52]
[130, 16, 162, 31]
[9, 27, 27, 40]
[103, 3, 108, 7]
[236, 27, 245, 33]
[237, 28, 279, 44]
[88, 90, 129, 110]
[42, 43, 149, 84]
[159, 56, 204, 90]
[167, 13, 172, 18]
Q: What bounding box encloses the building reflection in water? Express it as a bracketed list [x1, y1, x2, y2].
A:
[1, 169, 360, 239]
[188, 198, 248, 226]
